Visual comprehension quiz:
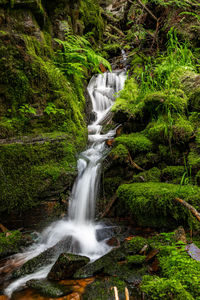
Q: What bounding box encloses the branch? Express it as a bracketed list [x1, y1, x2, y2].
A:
[100, 194, 117, 218]
[174, 197, 200, 222]
[129, 0, 157, 21]
[128, 152, 144, 171]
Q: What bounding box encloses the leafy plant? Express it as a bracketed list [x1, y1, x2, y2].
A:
[44, 102, 65, 116]
[54, 25, 111, 79]
[18, 104, 36, 116]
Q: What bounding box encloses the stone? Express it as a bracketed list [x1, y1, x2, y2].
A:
[174, 226, 187, 244]
[47, 253, 90, 280]
[27, 279, 73, 298]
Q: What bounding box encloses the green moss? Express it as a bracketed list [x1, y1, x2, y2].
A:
[115, 133, 152, 155]
[80, 0, 104, 41]
[162, 166, 185, 184]
[110, 144, 129, 163]
[188, 150, 200, 170]
[128, 236, 147, 254]
[127, 254, 146, 265]
[0, 230, 22, 256]
[103, 176, 122, 197]
[172, 116, 194, 143]
[132, 167, 161, 183]
[117, 182, 200, 228]
[141, 276, 193, 300]
[0, 133, 79, 213]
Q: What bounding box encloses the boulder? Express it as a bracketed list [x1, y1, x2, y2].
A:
[47, 253, 89, 280]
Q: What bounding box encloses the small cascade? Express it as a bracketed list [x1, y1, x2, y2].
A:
[4, 70, 126, 298]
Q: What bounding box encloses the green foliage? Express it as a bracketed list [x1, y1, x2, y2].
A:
[19, 104, 37, 116]
[44, 103, 65, 116]
[55, 27, 111, 79]
[115, 133, 152, 155]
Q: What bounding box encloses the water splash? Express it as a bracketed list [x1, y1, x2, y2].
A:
[4, 71, 126, 298]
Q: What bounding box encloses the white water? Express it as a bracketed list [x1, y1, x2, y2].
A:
[4, 71, 126, 298]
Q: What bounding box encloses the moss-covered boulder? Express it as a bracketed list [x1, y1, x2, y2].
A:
[132, 167, 161, 183]
[117, 182, 200, 228]
[115, 133, 152, 156]
[0, 134, 81, 213]
[161, 166, 185, 184]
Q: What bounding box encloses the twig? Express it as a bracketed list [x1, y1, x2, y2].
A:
[128, 152, 144, 171]
[113, 286, 119, 300]
[100, 194, 117, 218]
[128, 0, 157, 21]
[125, 287, 130, 300]
[174, 197, 200, 222]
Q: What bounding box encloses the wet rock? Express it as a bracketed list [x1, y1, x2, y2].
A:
[106, 237, 120, 247]
[27, 279, 73, 298]
[48, 253, 90, 280]
[12, 246, 56, 279]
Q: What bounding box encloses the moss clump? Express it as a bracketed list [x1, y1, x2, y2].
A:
[132, 167, 161, 183]
[110, 144, 129, 163]
[115, 133, 152, 156]
[128, 236, 147, 254]
[141, 276, 193, 300]
[188, 150, 200, 171]
[0, 230, 22, 257]
[0, 133, 79, 213]
[117, 182, 200, 228]
[172, 116, 194, 143]
[127, 254, 146, 265]
[162, 166, 185, 184]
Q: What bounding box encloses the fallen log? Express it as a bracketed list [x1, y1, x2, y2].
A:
[174, 197, 200, 222]
[128, 152, 144, 171]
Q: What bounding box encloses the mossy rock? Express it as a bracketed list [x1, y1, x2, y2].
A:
[117, 182, 200, 228]
[27, 279, 73, 298]
[162, 166, 185, 184]
[0, 230, 22, 259]
[132, 167, 161, 183]
[48, 253, 90, 280]
[0, 134, 80, 213]
[109, 144, 129, 164]
[115, 133, 152, 156]
[127, 236, 148, 254]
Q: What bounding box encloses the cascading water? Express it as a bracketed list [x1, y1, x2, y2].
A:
[3, 70, 126, 298]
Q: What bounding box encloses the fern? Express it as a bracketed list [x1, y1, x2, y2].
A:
[54, 28, 111, 79]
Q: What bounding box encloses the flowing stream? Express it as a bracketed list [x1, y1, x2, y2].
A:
[4, 70, 126, 298]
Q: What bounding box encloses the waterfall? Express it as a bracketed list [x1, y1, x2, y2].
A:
[4, 70, 126, 298]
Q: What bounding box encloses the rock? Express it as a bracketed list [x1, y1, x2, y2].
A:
[47, 253, 90, 280]
[27, 279, 73, 298]
[12, 246, 56, 279]
[174, 226, 187, 244]
[106, 237, 120, 247]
